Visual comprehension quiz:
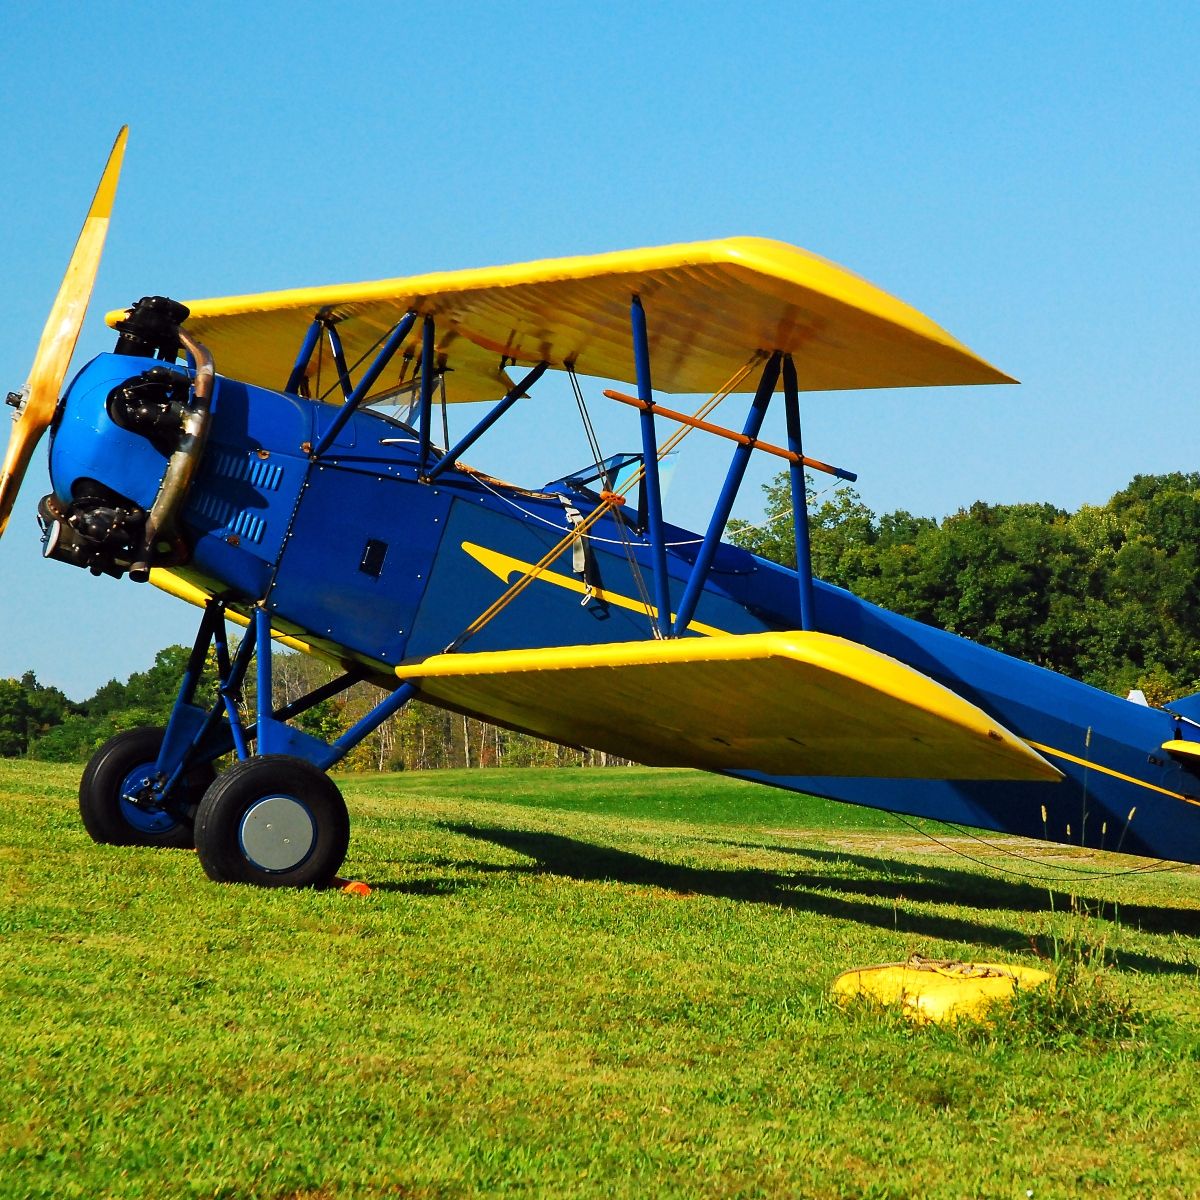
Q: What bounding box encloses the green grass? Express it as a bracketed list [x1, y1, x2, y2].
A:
[3, 760, 1200, 1198]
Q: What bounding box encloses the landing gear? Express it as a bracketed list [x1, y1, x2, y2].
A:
[86, 601, 414, 887]
[194, 756, 350, 888]
[79, 726, 213, 849]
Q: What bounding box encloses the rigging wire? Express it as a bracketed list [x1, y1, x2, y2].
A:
[316, 324, 394, 405]
[883, 809, 1178, 882]
[567, 366, 657, 631]
[458, 467, 846, 548]
[313, 322, 324, 402]
[310, 332, 1180, 887]
[445, 353, 764, 652]
[439, 371, 451, 450]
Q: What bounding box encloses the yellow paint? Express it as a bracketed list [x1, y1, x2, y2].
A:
[0, 127, 128, 537]
[1162, 739, 1200, 763]
[110, 236, 1014, 407]
[461, 541, 727, 638]
[832, 957, 1052, 1024]
[149, 569, 321, 659]
[397, 631, 1062, 781]
[1026, 738, 1200, 808]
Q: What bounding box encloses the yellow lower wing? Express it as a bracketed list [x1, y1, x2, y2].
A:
[397, 632, 1061, 781]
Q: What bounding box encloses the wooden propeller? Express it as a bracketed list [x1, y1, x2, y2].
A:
[0, 126, 127, 538]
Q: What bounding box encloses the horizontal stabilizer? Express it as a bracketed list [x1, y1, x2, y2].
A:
[1162, 739, 1200, 767]
[396, 632, 1062, 781]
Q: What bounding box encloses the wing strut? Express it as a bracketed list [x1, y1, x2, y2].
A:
[605, 355, 833, 635]
[782, 355, 817, 632]
[442, 336, 771, 653]
[310, 312, 417, 458]
[423, 360, 550, 483]
[630, 296, 673, 638]
[672, 352, 783, 636]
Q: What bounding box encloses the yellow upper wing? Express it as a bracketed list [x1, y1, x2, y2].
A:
[107, 237, 1013, 404]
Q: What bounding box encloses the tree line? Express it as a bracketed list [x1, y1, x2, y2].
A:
[729, 470, 1200, 704]
[0, 642, 625, 769]
[3, 470, 1198, 764]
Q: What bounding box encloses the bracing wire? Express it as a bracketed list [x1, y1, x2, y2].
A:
[445, 353, 764, 652]
[439, 371, 451, 450]
[567, 367, 657, 630]
[458, 466, 847, 548]
[313, 323, 324, 401]
[316, 324, 394, 405]
[884, 810, 1178, 882]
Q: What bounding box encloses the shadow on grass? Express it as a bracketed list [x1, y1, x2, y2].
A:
[416, 823, 1197, 975]
[373, 857, 529, 898]
[742, 843, 1200, 939]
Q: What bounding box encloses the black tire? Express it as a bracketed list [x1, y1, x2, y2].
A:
[79, 726, 214, 849]
[194, 756, 349, 888]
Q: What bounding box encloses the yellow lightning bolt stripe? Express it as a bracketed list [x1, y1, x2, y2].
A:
[1025, 739, 1200, 807]
[461, 541, 729, 638]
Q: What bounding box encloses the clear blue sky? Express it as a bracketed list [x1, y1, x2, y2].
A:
[1, 1, 1197, 698]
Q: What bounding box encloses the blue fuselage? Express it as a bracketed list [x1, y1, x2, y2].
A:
[47, 353, 1200, 863]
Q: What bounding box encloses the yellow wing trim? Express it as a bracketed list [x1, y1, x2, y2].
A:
[108, 236, 1014, 403]
[1026, 738, 1200, 808]
[1162, 739, 1200, 765]
[397, 631, 1061, 781]
[149, 569, 319, 659]
[461, 541, 728, 638]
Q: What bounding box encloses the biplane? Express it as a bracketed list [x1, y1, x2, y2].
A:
[5, 128, 1200, 887]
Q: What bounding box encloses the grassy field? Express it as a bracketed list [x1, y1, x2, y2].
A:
[3, 760, 1200, 1198]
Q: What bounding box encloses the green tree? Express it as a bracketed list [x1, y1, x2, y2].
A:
[0, 679, 31, 756]
[729, 469, 1200, 701]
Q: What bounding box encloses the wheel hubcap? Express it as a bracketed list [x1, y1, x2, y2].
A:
[118, 763, 178, 834]
[239, 795, 317, 873]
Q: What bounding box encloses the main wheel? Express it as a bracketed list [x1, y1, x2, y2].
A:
[194, 756, 349, 888]
[79, 726, 214, 849]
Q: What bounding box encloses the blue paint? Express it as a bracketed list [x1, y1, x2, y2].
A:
[321, 681, 417, 770]
[312, 311, 418, 458]
[285, 319, 323, 394]
[782, 355, 815, 631]
[325, 323, 354, 400]
[417, 315, 436, 474]
[424, 361, 549, 483]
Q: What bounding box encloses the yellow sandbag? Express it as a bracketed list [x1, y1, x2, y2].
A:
[832, 954, 1052, 1024]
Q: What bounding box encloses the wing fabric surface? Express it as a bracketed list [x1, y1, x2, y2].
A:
[395, 632, 1061, 781]
[108, 238, 1014, 405]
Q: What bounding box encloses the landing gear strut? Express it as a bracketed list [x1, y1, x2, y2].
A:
[78, 599, 415, 887]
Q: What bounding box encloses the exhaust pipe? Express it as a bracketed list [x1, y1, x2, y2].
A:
[128, 327, 213, 583]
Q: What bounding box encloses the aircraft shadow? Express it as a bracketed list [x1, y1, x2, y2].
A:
[413, 823, 1198, 976]
[739, 842, 1200, 938]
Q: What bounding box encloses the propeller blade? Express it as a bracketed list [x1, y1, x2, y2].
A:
[0, 126, 128, 538]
